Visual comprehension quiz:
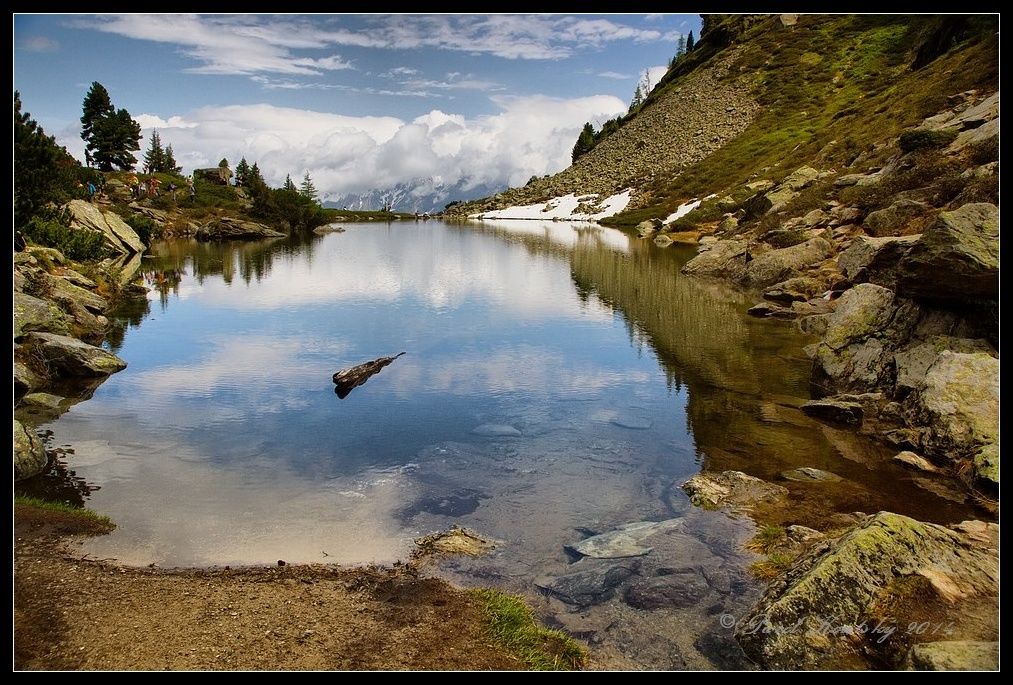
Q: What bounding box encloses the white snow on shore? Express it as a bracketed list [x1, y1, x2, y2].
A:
[471, 189, 633, 222]
[662, 194, 718, 224]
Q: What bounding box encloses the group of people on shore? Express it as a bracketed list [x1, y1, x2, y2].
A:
[126, 173, 196, 202]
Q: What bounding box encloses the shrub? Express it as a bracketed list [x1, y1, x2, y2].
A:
[898, 128, 958, 153]
[967, 136, 999, 165]
[124, 214, 160, 245]
[23, 215, 108, 261]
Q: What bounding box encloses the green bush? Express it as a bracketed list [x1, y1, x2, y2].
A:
[23, 215, 108, 261]
[967, 136, 999, 165]
[898, 128, 958, 153]
[124, 214, 160, 245]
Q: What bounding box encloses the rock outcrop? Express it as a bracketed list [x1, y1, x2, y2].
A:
[196, 217, 285, 241]
[22, 332, 127, 378]
[66, 199, 145, 254]
[737, 513, 999, 670]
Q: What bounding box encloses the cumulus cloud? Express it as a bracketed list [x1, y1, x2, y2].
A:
[77, 14, 677, 72]
[60, 94, 625, 199]
[645, 65, 670, 91]
[598, 71, 632, 80]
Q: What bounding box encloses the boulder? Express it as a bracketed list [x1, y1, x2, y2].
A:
[14, 292, 69, 338]
[66, 199, 144, 254]
[764, 276, 826, 303]
[43, 272, 108, 313]
[972, 444, 998, 487]
[819, 283, 897, 351]
[22, 332, 127, 377]
[566, 519, 683, 559]
[471, 423, 522, 437]
[863, 200, 931, 237]
[837, 235, 920, 287]
[535, 559, 639, 607]
[908, 351, 998, 460]
[25, 245, 66, 265]
[653, 233, 674, 247]
[781, 467, 843, 482]
[893, 336, 995, 394]
[14, 361, 42, 397]
[636, 219, 660, 237]
[682, 470, 787, 513]
[196, 217, 286, 241]
[893, 451, 941, 473]
[624, 571, 710, 610]
[14, 419, 48, 481]
[905, 641, 999, 671]
[737, 513, 999, 669]
[744, 235, 834, 288]
[897, 203, 998, 301]
[800, 398, 863, 425]
[680, 239, 749, 281]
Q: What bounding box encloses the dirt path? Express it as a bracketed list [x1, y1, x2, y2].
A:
[15, 519, 525, 670]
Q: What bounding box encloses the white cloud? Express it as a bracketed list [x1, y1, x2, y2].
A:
[644, 13, 666, 21]
[77, 14, 678, 72]
[62, 94, 625, 198]
[19, 35, 59, 52]
[598, 71, 631, 80]
[645, 65, 670, 91]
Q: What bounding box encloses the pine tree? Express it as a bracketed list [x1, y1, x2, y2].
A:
[248, 162, 264, 187]
[686, 31, 696, 51]
[629, 83, 644, 113]
[235, 157, 250, 186]
[143, 130, 165, 173]
[15, 91, 78, 231]
[571, 122, 596, 163]
[163, 144, 180, 174]
[81, 83, 141, 171]
[283, 174, 297, 192]
[299, 171, 318, 202]
[677, 35, 687, 58]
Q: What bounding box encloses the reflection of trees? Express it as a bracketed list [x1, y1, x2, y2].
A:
[105, 289, 151, 352]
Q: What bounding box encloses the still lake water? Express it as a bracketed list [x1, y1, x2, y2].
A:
[38, 220, 979, 668]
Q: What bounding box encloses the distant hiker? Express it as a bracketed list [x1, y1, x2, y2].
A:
[87, 181, 97, 201]
[139, 180, 148, 198]
[129, 174, 140, 199]
[149, 176, 161, 198]
[186, 175, 195, 201]
[167, 181, 178, 201]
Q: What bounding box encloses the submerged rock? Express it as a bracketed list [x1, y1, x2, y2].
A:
[471, 423, 522, 437]
[412, 525, 497, 561]
[800, 398, 863, 425]
[682, 471, 787, 513]
[566, 519, 683, 559]
[14, 419, 48, 481]
[624, 571, 710, 610]
[737, 512, 999, 669]
[780, 467, 843, 483]
[536, 559, 639, 607]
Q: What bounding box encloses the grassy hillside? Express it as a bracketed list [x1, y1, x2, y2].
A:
[605, 14, 998, 227]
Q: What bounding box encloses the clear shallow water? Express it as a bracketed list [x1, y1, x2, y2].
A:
[34, 220, 981, 668]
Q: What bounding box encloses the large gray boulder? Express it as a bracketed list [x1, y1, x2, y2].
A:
[907, 351, 998, 460]
[22, 332, 127, 377]
[893, 336, 995, 394]
[14, 419, 48, 481]
[42, 273, 108, 314]
[737, 513, 999, 669]
[66, 199, 145, 254]
[680, 239, 749, 281]
[745, 235, 834, 288]
[863, 199, 931, 237]
[196, 217, 285, 241]
[14, 292, 69, 338]
[837, 235, 920, 287]
[897, 203, 998, 301]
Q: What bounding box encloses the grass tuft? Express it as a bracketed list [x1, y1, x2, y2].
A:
[14, 495, 115, 535]
[472, 588, 587, 671]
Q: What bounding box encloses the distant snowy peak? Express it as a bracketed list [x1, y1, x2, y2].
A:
[326, 178, 504, 214]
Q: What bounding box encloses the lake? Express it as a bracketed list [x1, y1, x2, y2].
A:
[31, 219, 978, 668]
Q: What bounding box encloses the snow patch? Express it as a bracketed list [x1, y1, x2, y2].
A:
[471, 189, 633, 222]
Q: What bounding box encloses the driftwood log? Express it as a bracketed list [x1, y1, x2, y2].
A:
[332, 352, 405, 399]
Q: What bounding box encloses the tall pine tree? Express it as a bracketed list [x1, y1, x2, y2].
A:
[571, 122, 595, 163]
[163, 144, 180, 174]
[80, 82, 141, 171]
[235, 158, 250, 186]
[686, 31, 696, 51]
[143, 130, 165, 173]
[15, 91, 78, 231]
[299, 171, 318, 202]
[283, 174, 297, 192]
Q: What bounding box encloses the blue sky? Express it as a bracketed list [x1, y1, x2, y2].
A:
[14, 14, 700, 198]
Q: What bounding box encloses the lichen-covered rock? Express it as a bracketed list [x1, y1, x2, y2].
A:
[893, 336, 995, 394]
[22, 332, 127, 377]
[14, 419, 47, 481]
[905, 640, 999, 671]
[682, 470, 787, 513]
[837, 234, 920, 287]
[863, 199, 931, 237]
[43, 272, 108, 313]
[737, 513, 999, 669]
[897, 203, 998, 301]
[908, 351, 998, 460]
[680, 239, 749, 281]
[14, 360, 42, 397]
[14, 292, 69, 338]
[196, 217, 285, 241]
[744, 235, 834, 288]
[972, 444, 998, 487]
[66, 199, 144, 254]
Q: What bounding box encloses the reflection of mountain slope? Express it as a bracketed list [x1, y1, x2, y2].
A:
[327, 178, 503, 214]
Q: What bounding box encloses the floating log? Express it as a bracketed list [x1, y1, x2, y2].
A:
[332, 352, 405, 399]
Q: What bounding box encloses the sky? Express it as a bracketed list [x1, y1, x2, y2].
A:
[14, 13, 700, 200]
